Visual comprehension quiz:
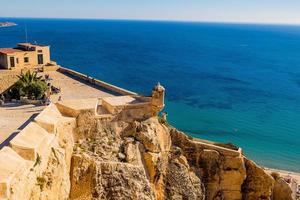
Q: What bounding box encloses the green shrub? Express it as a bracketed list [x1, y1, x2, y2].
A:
[158, 116, 168, 125]
[34, 153, 42, 167]
[36, 176, 46, 191]
[27, 81, 47, 99]
[9, 71, 48, 100]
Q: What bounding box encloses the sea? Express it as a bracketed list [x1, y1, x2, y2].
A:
[0, 18, 299, 172]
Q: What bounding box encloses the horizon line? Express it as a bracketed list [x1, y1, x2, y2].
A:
[1, 16, 300, 26]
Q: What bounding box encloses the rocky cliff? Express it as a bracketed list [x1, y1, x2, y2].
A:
[0, 98, 294, 200]
[68, 110, 293, 200]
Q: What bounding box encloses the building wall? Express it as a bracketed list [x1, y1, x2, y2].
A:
[18, 46, 51, 68]
[38, 46, 51, 64]
[0, 46, 51, 70]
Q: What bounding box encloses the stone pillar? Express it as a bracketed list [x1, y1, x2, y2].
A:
[151, 82, 165, 116]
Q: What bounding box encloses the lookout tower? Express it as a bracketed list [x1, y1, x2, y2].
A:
[151, 82, 165, 115]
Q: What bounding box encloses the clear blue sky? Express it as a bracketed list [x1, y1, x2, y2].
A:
[1, 0, 300, 24]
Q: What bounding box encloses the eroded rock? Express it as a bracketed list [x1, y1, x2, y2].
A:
[242, 158, 275, 200]
[273, 177, 293, 200]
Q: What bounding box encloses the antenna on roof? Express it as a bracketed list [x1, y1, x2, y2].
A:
[25, 24, 28, 43]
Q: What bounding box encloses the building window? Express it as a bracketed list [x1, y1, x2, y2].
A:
[24, 57, 29, 63]
[16, 58, 19, 63]
[38, 50, 43, 53]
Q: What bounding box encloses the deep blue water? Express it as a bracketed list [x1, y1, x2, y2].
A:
[1, 18, 300, 172]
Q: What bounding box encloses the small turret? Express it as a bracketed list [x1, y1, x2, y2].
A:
[151, 82, 165, 116]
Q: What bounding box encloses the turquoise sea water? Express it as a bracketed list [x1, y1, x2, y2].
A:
[0, 18, 300, 172]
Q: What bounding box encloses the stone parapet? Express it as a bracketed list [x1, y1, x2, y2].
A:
[169, 128, 241, 157]
[0, 101, 76, 199]
[9, 122, 54, 161]
[58, 67, 137, 96]
[34, 103, 62, 133]
[56, 98, 98, 117]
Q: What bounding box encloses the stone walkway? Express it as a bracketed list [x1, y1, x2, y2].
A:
[45, 71, 115, 102]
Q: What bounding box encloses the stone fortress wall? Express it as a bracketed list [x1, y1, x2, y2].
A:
[0, 95, 246, 200]
[0, 80, 165, 199]
[58, 67, 137, 96]
[0, 102, 76, 199]
[0, 67, 294, 200]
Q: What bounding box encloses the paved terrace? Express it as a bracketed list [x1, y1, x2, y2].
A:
[46, 70, 116, 102]
[0, 70, 119, 146]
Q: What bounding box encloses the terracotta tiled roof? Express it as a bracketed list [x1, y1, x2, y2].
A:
[0, 48, 23, 54]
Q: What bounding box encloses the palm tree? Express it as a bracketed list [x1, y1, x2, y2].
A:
[17, 71, 44, 86]
[10, 71, 48, 100]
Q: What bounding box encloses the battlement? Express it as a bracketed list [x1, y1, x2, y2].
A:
[0, 103, 76, 199]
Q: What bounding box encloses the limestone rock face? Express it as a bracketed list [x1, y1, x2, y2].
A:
[99, 162, 155, 200]
[69, 153, 155, 200]
[5, 113, 74, 200]
[242, 158, 275, 200]
[123, 118, 171, 153]
[169, 128, 247, 200]
[7, 143, 71, 200]
[272, 178, 293, 200]
[2, 99, 293, 200]
[70, 115, 205, 200]
[69, 154, 95, 200]
[165, 154, 204, 200]
[30, 147, 71, 200]
[67, 113, 294, 200]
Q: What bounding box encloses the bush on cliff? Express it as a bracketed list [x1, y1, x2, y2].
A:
[9, 71, 48, 100]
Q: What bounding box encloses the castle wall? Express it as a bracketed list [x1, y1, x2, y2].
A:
[0, 95, 288, 200]
[0, 94, 157, 199]
[0, 102, 76, 200]
[58, 67, 137, 96]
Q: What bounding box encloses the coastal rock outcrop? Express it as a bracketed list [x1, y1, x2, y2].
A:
[29, 146, 71, 200]
[169, 128, 247, 200]
[70, 153, 155, 200]
[0, 99, 293, 200]
[67, 109, 291, 200]
[272, 177, 293, 200]
[165, 153, 204, 200]
[242, 158, 274, 200]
